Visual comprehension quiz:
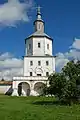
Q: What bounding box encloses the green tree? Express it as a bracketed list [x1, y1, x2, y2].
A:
[46, 60, 80, 104]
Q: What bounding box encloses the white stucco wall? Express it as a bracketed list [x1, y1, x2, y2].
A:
[23, 56, 55, 76]
[25, 38, 33, 56]
[33, 37, 45, 56]
[0, 85, 11, 94]
[44, 37, 52, 56]
[12, 79, 48, 96]
[25, 37, 53, 56]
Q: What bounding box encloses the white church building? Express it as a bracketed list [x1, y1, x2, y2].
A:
[12, 6, 55, 96]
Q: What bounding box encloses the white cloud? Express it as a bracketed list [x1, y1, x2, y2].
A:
[56, 38, 80, 72]
[0, 58, 23, 69]
[0, 52, 23, 80]
[70, 38, 80, 50]
[0, 52, 13, 60]
[56, 53, 69, 72]
[0, 0, 34, 27]
[0, 68, 23, 80]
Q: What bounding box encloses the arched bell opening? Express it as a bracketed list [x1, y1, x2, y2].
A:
[18, 82, 30, 96]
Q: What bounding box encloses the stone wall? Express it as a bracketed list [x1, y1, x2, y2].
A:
[0, 85, 11, 94]
[0, 81, 12, 95]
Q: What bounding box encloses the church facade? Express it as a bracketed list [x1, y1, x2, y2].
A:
[12, 7, 55, 96]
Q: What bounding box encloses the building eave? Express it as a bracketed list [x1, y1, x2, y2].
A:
[13, 76, 48, 81]
[25, 34, 53, 42]
[33, 19, 44, 25]
[23, 55, 56, 58]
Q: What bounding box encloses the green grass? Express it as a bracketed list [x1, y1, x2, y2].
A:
[0, 95, 80, 120]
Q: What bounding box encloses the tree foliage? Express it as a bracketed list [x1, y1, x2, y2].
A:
[45, 60, 80, 104]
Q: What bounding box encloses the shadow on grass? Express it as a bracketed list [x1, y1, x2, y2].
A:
[32, 100, 68, 106]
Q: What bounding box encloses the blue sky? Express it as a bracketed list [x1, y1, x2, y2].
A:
[0, 0, 80, 57]
[0, 0, 80, 80]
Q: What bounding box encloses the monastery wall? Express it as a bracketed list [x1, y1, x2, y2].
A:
[0, 81, 12, 95]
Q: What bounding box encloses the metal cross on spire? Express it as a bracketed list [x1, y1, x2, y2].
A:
[36, 5, 42, 15]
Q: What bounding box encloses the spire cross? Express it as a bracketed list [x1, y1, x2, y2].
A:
[36, 6, 42, 14]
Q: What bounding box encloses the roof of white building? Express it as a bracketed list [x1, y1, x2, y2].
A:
[26, 31, 53, 40]
[0, 81, 12, 85]
[25, 6, 53, 41]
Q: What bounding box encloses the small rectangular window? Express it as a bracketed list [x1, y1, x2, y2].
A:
[37, 74, 41, 76]
[29, 44, 31, 49]
[30, 72, 32, 76]
[38, 42, 40, 48]
[30, 61, 33, 66]
[47, 44, 49, 49]
[46, 61, 49, 66]
[46, 72, 49, 76]
[38, 61, 41, 66]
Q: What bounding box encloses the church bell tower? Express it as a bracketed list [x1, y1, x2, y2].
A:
[12, 6, 55, 96]
[24, 6, 55, 76]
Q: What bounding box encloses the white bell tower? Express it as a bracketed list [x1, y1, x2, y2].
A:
[24, 6, 55, 76]
[12, 6, 55, 96]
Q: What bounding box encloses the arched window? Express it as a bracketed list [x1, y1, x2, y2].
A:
[39, 23, 41, 29]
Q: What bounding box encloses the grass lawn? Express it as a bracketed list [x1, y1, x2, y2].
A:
[0, 95, 80, 120]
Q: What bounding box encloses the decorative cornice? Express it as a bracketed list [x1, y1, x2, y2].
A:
[25, 34, 53, 42]
[23, 55, 56, 58]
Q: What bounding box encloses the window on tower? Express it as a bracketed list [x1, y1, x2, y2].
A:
[29, 44, 31, 49]
[37, 74, 41, 76]
[38, 61, 41, 66]
[30, 61, 33, 66]
[30, 72, 32, 76]
[46, 72, 49, 76]
[46, 61, 49, 66]
[47, 44, 49, 49]
[39, 23, 41, 30]
[38, 42, 40, 48]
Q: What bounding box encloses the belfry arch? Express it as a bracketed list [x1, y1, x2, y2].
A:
[18, 82, 30, 96]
